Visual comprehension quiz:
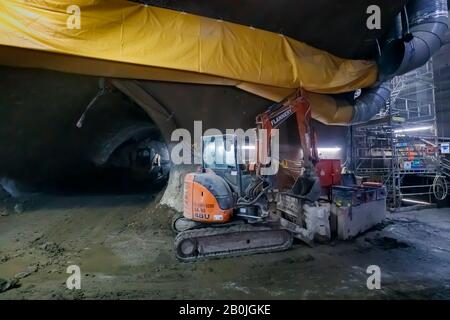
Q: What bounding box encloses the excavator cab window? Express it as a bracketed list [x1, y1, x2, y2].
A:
[202, 135, 238, 171]
[202, 134, 248, 196]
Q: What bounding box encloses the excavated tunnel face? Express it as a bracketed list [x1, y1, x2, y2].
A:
[0, 66, 171, 195]
[67, 122, 171, 194]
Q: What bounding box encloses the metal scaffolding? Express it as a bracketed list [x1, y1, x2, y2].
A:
[351, 61, 444, 210]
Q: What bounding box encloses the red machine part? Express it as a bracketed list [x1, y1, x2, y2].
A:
[315, 159, 341, 188]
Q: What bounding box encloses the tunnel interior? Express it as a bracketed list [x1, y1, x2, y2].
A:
[55, 118, 172, 195]
[0, 65, 349, 198]
[0, 66, 171, 195]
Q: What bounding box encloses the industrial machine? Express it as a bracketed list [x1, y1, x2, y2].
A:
[173, 92, 329, 262]
[331, 184, 387, 240]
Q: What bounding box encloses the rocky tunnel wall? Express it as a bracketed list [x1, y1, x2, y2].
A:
[0, 66, 151, 192]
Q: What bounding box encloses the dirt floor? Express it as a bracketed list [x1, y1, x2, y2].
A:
[1, 190, 450, 300]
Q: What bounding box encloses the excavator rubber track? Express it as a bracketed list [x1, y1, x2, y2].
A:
[174, 224, 293, 262]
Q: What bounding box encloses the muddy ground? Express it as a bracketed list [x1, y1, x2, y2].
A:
[0, 190, 450, 300]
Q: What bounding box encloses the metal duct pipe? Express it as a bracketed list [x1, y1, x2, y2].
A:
[305, 83, 391, 126]
[379, 0, 449, 79]
[343, 0, 449, 124]
[241, 0, 448, 126]
[350, 82, 392, 124]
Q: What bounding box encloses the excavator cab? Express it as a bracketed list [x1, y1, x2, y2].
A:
[183, 134, 268, 225]
[183, 134, 241, 225]
[202, 134, 244, 195]
[201, 134, 258, 194]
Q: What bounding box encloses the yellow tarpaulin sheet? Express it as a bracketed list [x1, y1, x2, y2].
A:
[0, 0, 378, 96]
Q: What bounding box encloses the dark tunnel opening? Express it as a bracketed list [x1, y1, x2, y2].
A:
[46, 123, 171, 195]
[0, 66, 172, 197]
[37, 99, 172, 196]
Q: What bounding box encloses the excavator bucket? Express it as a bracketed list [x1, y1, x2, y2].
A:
[291, 168, 322, 202]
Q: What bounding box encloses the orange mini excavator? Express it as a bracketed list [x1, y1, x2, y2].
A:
[173, 91, 323, 262]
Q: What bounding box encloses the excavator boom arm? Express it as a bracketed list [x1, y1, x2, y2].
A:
[256, 91, 318, 166]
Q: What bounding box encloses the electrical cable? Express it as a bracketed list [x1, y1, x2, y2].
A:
[429, 174, 448, 202]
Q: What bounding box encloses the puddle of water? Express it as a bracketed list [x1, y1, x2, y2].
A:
[365, 236, 410, 250]
[78, 246, 123, 274]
